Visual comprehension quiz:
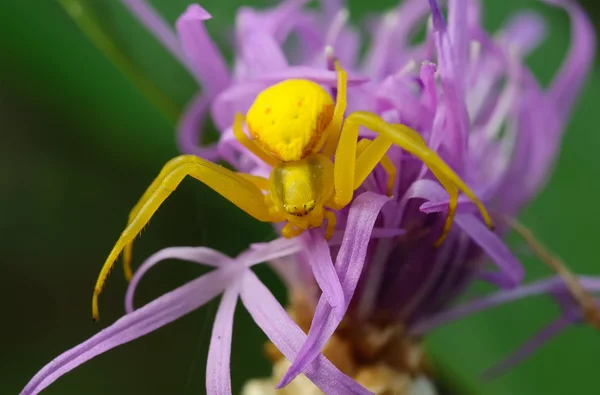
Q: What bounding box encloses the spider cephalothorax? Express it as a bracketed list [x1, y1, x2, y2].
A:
[91, 58, 493, 320]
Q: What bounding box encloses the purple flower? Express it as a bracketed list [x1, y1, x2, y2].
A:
[21, 0, 598, 394]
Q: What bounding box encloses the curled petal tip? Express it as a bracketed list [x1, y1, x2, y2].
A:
[180, 4, 212, 23]
[276, 371, 295, 389]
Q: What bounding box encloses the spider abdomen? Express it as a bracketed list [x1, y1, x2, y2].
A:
[246, 79, 334, 162]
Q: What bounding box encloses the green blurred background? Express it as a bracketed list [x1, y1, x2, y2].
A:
[2, 0, 599, 394]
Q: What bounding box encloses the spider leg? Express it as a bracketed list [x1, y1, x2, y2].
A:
[331, 111, 492, 245]
[322, 56, 348, 157]
[93, 157, 275, 321]
[324, 210, 337, 240]
[355, 137, 397, 196]
[233, 113, 279, 167]
[122, 155, 199, 280]
[236, 172, 270, 191]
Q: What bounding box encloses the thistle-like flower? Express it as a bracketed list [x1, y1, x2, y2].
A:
[21, 0, 598, 394]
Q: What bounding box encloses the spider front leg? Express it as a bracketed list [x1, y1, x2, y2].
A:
[122, 155, 200, 280]
[329, 123, 397, 209]
[322, 56, 348, 158]
[93, 156, 276, 321]
[331, 111, 493, 245]
[356, 138, 397, 196]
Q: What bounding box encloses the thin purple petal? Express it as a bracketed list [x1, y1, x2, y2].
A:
[483, 314, 575, 379]
[175, 5, 231, 93]
[244, 237, 304, 267]
[363, 0, 430, 79]
[176, 92, 220, 160]
[420, 61, 438, 116]
[448, 0, 468, 91]
[498, 12, 547, 55]
[455, 214, 524, 287]
[236, 0, 311, 43]
[238, 30, 288, 76]
[126, 246, 234, 313]
[329, 227, 405, 246]
[278, 192, 389, 388]
[410, 275, 600, 334]
[398, 179, 522, 287]
[419, 196, 476, 214]
[428, 0, 470, 170]
[302, 230, 345, 319]
[206, 280, 241, 395]
[541, 0, 595, 126]
[240, 272, 372, 395]
[21, 268, 237, 395]
[248, 66, 369, 86]
[211, 82, 266, 131]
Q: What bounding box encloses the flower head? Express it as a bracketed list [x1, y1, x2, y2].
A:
[21, 0, 598, 394]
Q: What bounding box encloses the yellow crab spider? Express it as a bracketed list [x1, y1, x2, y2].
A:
[91, 59, 494, 321]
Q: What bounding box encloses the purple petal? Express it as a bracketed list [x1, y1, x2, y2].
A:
[126, 246, 234, 313]
[120, 0, 189, 71]
[455, 214, 524, 287]
[176, 92, 220, 160]
[410, 275, 600, 334]
[21, 268, 237, 395]
[248, 66, 369, 86]
[215, 127, 250, 170]
[278, 192, 389, 388]
[483, 314, 575, 379]
[428, 0, 445, 31]
[493, 70, 551, 211]
[175, 5, 230, 93]
[398, 179, 522, 287]
[448, 0, 468, 91]
[238, 30, 288, 76]
[216, 127, 272, 174]
[243, 237, 303, 267]
[498, 12, 547, 55]
[335, 27, 362, 72]
[374, 72, 430, 130]
[329, 227, 405, 246]
[211, 82, 266, 131]
[206, 280, 241, 395]
[428, 0, 470, 170]
[302, 230, 345, 319]
[320, 0, 344, 20]
[420, 196, 476, 214]
[240, 272, 372, 395]
[363, 10, 402, 80]
[363, 0, 431, 80]
[236, 0, 311, 43]
[420, 61, 438, 115]
[541, 0, 595, 126]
